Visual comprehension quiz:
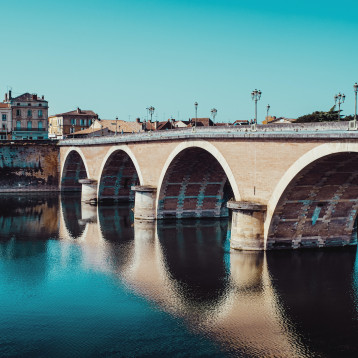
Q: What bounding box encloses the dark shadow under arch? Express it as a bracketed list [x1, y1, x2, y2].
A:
[268, 152, 358, 249]
[61, 151, 87, 192]
[157, 147, 234, 219]
[98, 150, 140, 202]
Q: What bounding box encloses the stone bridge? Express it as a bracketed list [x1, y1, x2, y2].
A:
[59, 121, 358, 250]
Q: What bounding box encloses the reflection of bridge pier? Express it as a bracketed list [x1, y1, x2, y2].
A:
[120, 218, 305, 357]
[206, 251, 304, 357]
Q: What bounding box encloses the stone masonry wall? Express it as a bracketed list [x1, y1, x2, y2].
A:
[0, 141, 59, 191]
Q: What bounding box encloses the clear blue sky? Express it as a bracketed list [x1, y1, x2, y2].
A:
[1, 0, 357, 123]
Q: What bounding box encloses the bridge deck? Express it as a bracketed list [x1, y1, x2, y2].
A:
[59, 121, 358, 146]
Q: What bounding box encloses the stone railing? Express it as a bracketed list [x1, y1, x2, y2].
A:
[59, 121, 358, 146]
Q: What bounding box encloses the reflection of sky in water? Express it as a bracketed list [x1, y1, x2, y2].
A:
[1, 194, 358, 357]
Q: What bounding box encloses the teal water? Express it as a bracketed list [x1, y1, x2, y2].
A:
[1, 193, 358, 357]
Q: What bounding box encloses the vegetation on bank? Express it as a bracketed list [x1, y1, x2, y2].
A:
[295, 106, 354, 123]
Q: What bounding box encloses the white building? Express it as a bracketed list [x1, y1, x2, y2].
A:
[0, 101, 12, 140]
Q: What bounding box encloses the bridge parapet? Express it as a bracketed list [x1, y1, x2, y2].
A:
[58, 121, 357, 146]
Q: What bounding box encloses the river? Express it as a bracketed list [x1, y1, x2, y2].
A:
[0, 193, 357, 357]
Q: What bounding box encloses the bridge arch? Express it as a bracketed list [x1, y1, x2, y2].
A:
[266, 142, 358, 249]
[97, 145, 143, 202]
[156, 141, 240, 219]
[60, 147, 89, 191]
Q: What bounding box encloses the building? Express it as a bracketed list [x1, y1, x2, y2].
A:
[9, 91, 48, 140]
[263, 116, 296, 125]
[233, 120, 250, 126]
[48, 108, 98, 139]
[70, 118, 144, 138]
[0, 102, 11, 140]
[190, 118, 214, 127]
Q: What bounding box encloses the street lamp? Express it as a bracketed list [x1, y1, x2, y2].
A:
[194, 101, 198, 129]
[211, 108, 217, 125]
[266, 104, 270, 124]
[115, 116, 118, 135]
[148, 106, 155, 132]
[334, 92, 345, 121]
[251, 89, 262, 124]
[148, 106, 155, 122]
[354, 83, 358, 123]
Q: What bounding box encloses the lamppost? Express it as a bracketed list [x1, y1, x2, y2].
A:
[148, 106, 155, 122]
[194, 102, 198, 129]
[354, 83, 358, 123]
[148, 106, 155, 132]
[266, 104, 270, 124]
[334, 92, 345, 121]
[115, 116, 118, 135]
[211, 108, 217, 125]
[251, 89, 262, 124]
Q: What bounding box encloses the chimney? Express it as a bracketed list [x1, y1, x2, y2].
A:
[155, 121, 158, 130]
[41, 95, 44, 100]
[8, 90, 12, 100]
[77, 107, 81, 114]
[136, 117, 140, 123]
[32, 94, 37, 100]
[4, 93, 7, 102]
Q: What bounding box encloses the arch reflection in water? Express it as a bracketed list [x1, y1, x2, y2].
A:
[60, 193, 86, 239]
[268, 248, 358, 358]
[59, 198, 136, 274]
[122, 219, 306, 357]
[157, 219, 230, 310]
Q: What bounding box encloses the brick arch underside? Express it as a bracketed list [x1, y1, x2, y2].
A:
[98, 151, 139, 202]
[61, 151, 87, 191]
[157, 148, 234, 219]
[268, 153, 358, 250]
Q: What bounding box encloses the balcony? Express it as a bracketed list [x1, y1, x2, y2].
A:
[13, 128, 47, 132]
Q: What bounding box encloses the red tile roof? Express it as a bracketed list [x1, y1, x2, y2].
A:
[51, 108, 98, 117]
[11, 93, 47, 102]
[190, 118, 214, 126]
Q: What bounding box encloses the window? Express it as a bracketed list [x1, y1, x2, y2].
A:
[27, 110, 32, 117]
[1, 114, 6, 121]
[2, 124, 5, 130]
[16, 110, 21, 116]
[84, 119, 87, 126]
[16, 121, 21, 129]
[39, 104, 42, 107]
[28, 103, 31, 106]
[27, 121, 32, 130]
[70, 118, 76, 125]
[38, 110, 43, 118]
[80, 119, 84, 126]
[17, 103, 20, 106]
[38, 122, 43, 130]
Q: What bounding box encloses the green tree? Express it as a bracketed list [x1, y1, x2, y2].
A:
[295, 106, 353, 123]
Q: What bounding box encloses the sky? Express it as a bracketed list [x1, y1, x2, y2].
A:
[0, 0, 358, 123]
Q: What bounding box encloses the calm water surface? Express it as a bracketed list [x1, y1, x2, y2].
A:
[0, 193, 358, 357]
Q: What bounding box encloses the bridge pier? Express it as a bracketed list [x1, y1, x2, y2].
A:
[131, 185, 157, 220]
[78, 179, 98, 204]
[228, 201, 267, 251]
